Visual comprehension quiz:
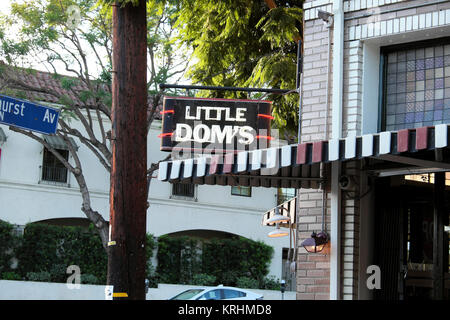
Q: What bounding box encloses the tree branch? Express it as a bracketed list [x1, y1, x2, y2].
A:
[147, 154, 171, 199]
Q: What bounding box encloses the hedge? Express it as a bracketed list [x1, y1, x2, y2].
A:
[155, 235, 201, 284]
[0, 221, 156, 284]
[16, 223, 108, 283]
[1, 221, 277, 289]
[0, 220, 20, 276]
[155, 235, 275, 288]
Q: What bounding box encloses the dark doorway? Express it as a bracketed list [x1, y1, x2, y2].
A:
[373, 176, 449, 300]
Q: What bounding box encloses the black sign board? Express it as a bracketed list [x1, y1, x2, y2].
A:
[159, 96, 272, 153]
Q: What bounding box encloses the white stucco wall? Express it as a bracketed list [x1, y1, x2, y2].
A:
[0, 280, 296, 300]
[0, 119, 290, 280]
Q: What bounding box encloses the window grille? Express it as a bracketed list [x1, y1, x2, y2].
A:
[40, 148, 69, 184]
[231, 186, 251, 197]
[172, 182, 195, 198]
[382, 39, 450, 131]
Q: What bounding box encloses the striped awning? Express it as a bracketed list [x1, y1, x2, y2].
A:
[158, 124, 450, 188]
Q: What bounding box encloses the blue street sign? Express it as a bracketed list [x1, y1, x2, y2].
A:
[0, 94, 60, 135]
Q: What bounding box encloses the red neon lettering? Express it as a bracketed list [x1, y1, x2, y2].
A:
[256, 135, 274, 140]
[158, 132, 174, 138]
[160, 110, 175, 114]
[257, 113, 274, 120]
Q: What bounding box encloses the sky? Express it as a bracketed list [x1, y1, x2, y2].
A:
[0, 0, 100, 77]
[0, 0, 189, 83]
[0, 0, 191, 85]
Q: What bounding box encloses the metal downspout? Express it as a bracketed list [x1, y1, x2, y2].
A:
[330, 0, 344, 300]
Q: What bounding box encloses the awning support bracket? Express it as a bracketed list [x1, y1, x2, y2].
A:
[374, 154, 450, 170]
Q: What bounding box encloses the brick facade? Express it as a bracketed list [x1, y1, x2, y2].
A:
[340, 161, 361, 299]
[297, 0, 450, 300]
[296, 187, 331, 299]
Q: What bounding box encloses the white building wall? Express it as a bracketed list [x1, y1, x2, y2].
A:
[0, 118, 289, 280]
[303, 0, 450, 300]
[0, 280, 296, 300]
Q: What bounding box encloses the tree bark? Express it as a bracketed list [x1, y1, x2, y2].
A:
[107, 1, 148, 300]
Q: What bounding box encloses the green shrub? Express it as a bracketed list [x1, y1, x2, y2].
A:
[236, 276, 259, 289]
[220, 270, 240, 286]
[26, 271, 52, 282]
[1, 219, 274, 289]
[81, 273, 100, 285]
[191, 273, 216, 286]
[16, 223, 108, 283]
[156, 235, 201, 284]
[12, 222, 156, 284]
[156, 235, 274, 288]
[1, 271, 22, 280]
[143, 234, 158, 288]
[49, 264, 68, 283]
[260, 275, 281, 290]
[201, 237, 274, 286]
[0, 220, 20, 274]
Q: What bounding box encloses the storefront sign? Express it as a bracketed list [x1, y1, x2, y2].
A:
[159, 96, 272, 153]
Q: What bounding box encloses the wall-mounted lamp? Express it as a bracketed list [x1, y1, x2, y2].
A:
[301, 231, 329, 253]
[317, 9, 334, 28]
[263, 197, 298, 289]
[268, 223, 289, 238]
[266, 206, 290, 225]
[266, 206, 291, 238]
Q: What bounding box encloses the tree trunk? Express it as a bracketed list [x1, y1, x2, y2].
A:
[107, 1, 148, 300]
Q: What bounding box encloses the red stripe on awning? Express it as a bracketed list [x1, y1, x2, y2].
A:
[157, 125, 450, 188]
[223, 153, 234, 173]
[397, 129, 409, 153]
[209, 155, 221, 175]
[416, 126, 428, 150]
[296, 143, 307, 164]
[312, 141, 323, 163]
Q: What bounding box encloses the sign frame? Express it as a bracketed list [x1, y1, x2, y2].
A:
[159, 96, 273, 154]
[0, 94, 60, 135]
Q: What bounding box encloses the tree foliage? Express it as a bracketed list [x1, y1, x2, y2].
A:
[0, 0, 303, 251]
[0, 0, 185, 248]
[175, 0, 303, 139]
[0, 220, 20, 276]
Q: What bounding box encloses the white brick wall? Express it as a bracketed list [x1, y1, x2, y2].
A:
[300, 18, 333, 143]
[300, 0, 450, 300]
[343, 40, 363, 137]
[339, 162, 361, 300]
[303, 0, 409, 22]
[344, 0, 407, 13]
[347, 8, 450, 40]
